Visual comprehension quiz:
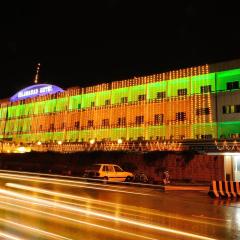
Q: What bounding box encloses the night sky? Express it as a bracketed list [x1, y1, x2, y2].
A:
[2, 1, 240, 99]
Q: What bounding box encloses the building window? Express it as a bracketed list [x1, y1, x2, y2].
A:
[61, 122, 65, 129]
[201, 134, 212, 139]
[231, 134, 238, 139]
[154, 114, 164, 125]
[74, 121, 80, 129]
[179, 135, 185, 140]
[176, 112, 186, 121]
[138, 94, 146, 101]
[227, 81, 239, 90]
[121, 97, 128, 103]
[105, 99, 111, 105]
[91, 101, 95, 107]
[136, 115, 144, 124]
[235, 105, 240, 113]
[226, 105, 231, 114]
[39, 125, 43, 131]
[87, 120, 94, 127]
[178, 88, 187, 96]
[201, 85, 212, 93]
[117, 117, 126, 126]
[222, 106, 226, 114]
[196, 108, 210, 115]
[223, 105, 240, 114]
[137, 136, 144, 141]
[49, 123, 55, 130]
[102, 119, 109, 127]
[78, 103, 81, 109]
[156, 92, 166, 99]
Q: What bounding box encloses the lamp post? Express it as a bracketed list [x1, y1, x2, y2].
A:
[57, 140, 63, 152]
[0, 141, 3, 153]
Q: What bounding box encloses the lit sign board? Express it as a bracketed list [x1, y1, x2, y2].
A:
[10, 84, 64, 102]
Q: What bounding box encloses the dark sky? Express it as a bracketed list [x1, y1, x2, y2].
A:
[1, 1, 240, 99]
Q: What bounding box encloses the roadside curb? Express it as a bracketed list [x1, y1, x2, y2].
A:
[165, 185, 209, 191]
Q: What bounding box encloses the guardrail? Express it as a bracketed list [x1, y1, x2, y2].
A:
[208, 180, 240, 199]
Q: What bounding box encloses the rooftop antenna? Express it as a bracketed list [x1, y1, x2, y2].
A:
[34, 63, 41, 84]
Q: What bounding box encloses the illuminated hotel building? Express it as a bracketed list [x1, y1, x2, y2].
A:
[0, 59, 239, 146]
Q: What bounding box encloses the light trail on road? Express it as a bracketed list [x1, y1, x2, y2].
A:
[6, 182, 229, 229]
[0, 172, 153, 196]
[0, 218, 72, 240]
[0, 187, 216, 240]
[0, 170, 164, 189]
[0, 232, 22, 240]
[0, 170, 238, 240]
[0, 196, 160, 240]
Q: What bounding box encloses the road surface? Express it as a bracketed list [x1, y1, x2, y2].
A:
[0, 170, 239, 240]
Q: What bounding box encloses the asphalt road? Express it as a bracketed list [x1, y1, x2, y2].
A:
[0, 170, 239, 240]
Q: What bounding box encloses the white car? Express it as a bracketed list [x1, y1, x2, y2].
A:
[83, 164, 133, 182]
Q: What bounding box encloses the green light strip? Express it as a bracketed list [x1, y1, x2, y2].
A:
[1, 67, 239, 143]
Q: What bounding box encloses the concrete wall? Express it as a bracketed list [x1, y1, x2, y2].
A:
[0, 151, 224, 183]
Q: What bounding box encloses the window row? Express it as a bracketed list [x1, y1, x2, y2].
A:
[222, 104, 240, 114]
[72, 86, 213, 109]
[4, 84, 218, 117]
[227, 81, 239, 90]
[9, 107, 213, 132]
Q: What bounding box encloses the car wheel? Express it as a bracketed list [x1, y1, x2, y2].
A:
[125, 176, 132, 182]
[103, 176, 108, 184]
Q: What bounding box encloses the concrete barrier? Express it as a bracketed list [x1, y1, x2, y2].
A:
[233, 182, 240, 198]
[208, 180, 240, 199]
[208, 180, 219, 198]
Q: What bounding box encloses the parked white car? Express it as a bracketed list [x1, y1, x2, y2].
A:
[83, 164, 133, 182]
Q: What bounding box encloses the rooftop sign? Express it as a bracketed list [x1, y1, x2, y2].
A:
[10, 84, 64, 102]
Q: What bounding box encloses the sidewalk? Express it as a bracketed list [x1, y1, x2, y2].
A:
[165, 185, 209, 191]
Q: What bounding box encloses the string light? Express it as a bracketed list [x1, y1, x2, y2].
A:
[0, 64, 239, 152]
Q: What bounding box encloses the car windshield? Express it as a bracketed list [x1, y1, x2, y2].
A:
[86, 165, 101, 171]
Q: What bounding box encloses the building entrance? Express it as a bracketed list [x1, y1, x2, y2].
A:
[224, 154, 240, 181]
[233, 155, 240, 181]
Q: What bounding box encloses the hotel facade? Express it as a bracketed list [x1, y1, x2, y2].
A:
[0, 59, 239, 145]
[0, 59, 240, 181]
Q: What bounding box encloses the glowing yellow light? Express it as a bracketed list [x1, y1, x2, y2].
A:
[16, 146, 26, 153]
[89, 139, 95, 144]
[117, 139, 123, 144]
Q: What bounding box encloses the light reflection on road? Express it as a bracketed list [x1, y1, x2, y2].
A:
[0, 170, 239, 240]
